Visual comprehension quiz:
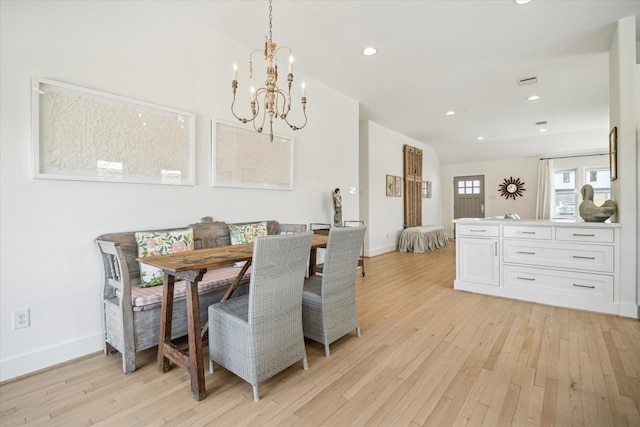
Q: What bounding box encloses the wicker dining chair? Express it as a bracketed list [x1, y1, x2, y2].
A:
[302, 225, 367, 356]
[208, 231, 314, 401]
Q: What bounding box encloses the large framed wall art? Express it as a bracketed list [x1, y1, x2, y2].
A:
[32, 78, 196, 185]
[212, 121, 294, 190]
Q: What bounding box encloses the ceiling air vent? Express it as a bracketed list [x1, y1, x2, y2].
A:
[534, 120, 547, 126]
[517, 76, 538, 86]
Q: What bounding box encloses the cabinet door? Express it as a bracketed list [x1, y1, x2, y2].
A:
[458, 238, 500, 286]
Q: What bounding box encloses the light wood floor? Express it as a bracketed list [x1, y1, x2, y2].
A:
[1, 244, 639, 426]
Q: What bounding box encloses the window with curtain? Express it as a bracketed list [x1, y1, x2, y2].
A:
[553, 169, 577, 218]
[585, 167, 611, 205]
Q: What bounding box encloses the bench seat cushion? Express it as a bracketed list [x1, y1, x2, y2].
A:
[116, 266, 251, 307]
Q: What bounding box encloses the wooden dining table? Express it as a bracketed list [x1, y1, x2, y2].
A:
[138, 233, 328, 401]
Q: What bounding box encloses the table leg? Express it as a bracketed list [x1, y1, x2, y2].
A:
[157, 273, 175, 373]
[221, 260, 251, 302]
[157, 269, 207, 400]
[308, 247, 318, 277]
[200, 260, 252, 341]
[185, 278, 206, 400]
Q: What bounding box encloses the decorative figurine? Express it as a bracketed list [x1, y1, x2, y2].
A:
[579, 184, 616, 222]
[332, 188, 343, 227]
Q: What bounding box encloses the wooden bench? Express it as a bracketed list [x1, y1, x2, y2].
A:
[95, 217, 306, 373]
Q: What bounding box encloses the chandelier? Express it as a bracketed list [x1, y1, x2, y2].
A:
[231, 0, 308, 142]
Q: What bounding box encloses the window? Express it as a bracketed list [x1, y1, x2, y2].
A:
[553, 169, 576, 218]
[457, 180, 480, 195]
[585, 167, 610, 205]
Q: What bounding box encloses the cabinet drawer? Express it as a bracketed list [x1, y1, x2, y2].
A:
[503, 240, 613, 273]
[503, 226, 552, 240]
[457, 224, 499, 237]
[503, 265, 613, 302]
[555, 227, 614, 243]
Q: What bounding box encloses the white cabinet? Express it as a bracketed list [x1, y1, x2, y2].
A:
[454, 219, 630, 317]
[457, 237, 499, 286]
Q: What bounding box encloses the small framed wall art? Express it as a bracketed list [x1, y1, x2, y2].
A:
[386, 174, 394, 197]
[394, 176, 402, 197]
[422, 180, 432, 198]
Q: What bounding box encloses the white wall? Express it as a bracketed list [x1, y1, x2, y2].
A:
[360, 121, 441, 256]
[609, 16, 639, 318]
[636, 64, 640, 308]
[0, 1, 360, 381]
[637, 63, 640, 309]
[440, 157, 539, 237]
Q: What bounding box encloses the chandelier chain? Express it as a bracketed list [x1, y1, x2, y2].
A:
[268, 0, 272, 42]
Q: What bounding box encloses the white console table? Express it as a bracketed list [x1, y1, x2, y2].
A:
[454, 218, 636, 318]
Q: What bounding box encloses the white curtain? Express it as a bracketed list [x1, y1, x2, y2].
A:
[536, 159, 554, 219]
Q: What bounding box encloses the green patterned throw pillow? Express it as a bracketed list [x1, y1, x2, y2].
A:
[135, 228, 194, 287]
[228, 222, 268, 245]
[228, 222, 267, 267]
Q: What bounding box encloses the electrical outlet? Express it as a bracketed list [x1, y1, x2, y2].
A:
[13, 309, 30, 330]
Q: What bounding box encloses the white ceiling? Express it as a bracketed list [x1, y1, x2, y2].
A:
[172, 0, 640, 164]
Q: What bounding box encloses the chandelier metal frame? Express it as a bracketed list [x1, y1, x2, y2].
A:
[231, 0, 307, 142]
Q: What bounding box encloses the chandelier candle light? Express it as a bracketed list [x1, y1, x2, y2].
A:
[231, 0, 307, 142]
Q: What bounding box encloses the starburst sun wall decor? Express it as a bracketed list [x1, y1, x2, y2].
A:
[499, 176, 526, 200]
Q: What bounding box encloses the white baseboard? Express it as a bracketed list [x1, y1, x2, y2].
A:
[366, 244, 398, 257]
[619, 302, 640, 319]
[0, 332, 103, 382]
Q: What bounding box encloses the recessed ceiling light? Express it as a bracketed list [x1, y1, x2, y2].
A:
[539, 128, 548, 133]
[446, 111, 455, 116]
[514, 0, 532, 5]
[527, 95, 540, 101]
[477, 136, 485, 141]
[362, 47, 377, 56]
